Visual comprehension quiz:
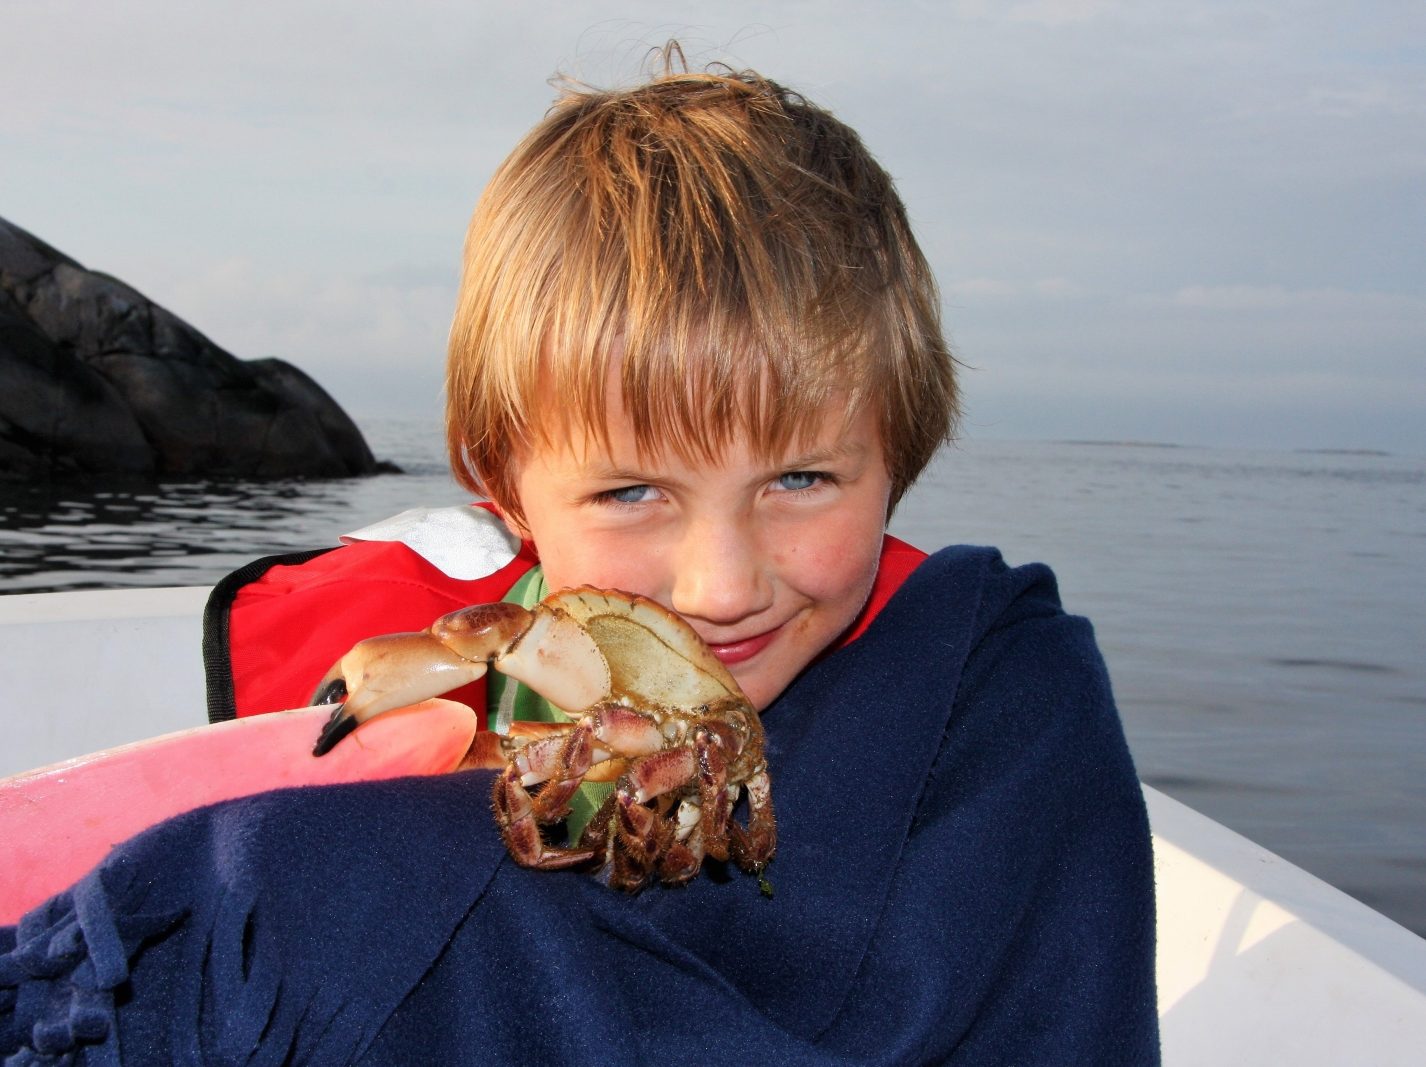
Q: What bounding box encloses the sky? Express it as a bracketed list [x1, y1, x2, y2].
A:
[4, 0, 1423, 454]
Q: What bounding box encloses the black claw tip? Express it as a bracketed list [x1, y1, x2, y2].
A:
[312, 707, 359, 757]
[312, 678, 349, 707]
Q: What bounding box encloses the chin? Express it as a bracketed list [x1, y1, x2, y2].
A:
[733, 666, 797, 712]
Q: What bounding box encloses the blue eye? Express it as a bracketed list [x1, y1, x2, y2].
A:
[774, 471, 823, 492]
[599, 484, 657, 505]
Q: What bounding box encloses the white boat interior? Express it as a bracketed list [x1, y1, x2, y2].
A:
[2, 586, 1425, 1064]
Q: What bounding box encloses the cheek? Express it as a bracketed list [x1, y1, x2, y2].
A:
[778, 515, 885, 608]
[534, 533, 672, 600]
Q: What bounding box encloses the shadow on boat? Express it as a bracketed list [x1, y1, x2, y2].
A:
[1150, 786, 1426, 1063]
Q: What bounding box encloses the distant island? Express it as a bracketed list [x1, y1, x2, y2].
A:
[1052, 439, 1192, 450]
[0, 216, 396, 480]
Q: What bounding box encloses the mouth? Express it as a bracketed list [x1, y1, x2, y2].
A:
[705, 626, 780, 666]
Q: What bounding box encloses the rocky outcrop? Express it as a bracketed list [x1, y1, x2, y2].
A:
[0, 216, 393, 479]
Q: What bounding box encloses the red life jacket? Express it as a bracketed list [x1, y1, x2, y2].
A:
[203, 506, 927, 724]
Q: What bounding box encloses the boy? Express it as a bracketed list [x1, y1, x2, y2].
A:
[442, 60, 951, 716]
[4, 55, 1159, 1064]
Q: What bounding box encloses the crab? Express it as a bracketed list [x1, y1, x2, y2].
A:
[310, 587, 776, 892]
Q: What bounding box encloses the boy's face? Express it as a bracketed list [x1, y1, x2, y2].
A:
[503, 386, 892, 711]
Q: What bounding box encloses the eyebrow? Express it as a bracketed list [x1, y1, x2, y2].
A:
[580, 439, 871, 487]
[779, 440, 871, 469]
[585, 463, 661, 483]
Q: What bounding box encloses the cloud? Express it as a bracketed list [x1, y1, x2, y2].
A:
[942, 271, 1425, 451]
[946, 277, 1090, 301]
[160, 257, 456, 418]
[943, 0, 1122, 26]
[1304, 83, 1425, 120]
[2, 0, 1422, 452]
[1005, 0, 1122, 27]
[1166, 284, 1426, 315]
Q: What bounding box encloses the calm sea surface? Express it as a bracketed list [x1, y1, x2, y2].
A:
[3, 420, 1424, 938]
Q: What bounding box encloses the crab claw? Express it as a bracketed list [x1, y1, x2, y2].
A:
[312, 600, 612, 756]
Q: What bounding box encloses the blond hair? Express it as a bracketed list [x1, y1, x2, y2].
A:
[447, 50, 958, 521]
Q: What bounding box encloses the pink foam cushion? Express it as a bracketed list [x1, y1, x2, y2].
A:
[0, 699, 477, 924]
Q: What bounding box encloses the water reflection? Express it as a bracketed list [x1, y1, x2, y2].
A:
[0, 418, 469, 593]
[3, 477, 340, 590]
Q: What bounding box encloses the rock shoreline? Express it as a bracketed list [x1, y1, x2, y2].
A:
[0, 216, 396, 480]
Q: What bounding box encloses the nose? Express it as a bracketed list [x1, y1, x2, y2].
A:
[669, 514, 774, 627]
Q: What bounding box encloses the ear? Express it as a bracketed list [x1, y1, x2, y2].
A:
[458, 440, 532, 541]
[489, 499, 532, 544]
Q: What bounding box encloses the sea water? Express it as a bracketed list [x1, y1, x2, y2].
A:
[2, 421, 1423, 938]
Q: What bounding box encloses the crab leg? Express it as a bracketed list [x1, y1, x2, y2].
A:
[728, 767, 777, 873]
[491, 766, 597, 871]
[603, 747, 700, 887]
[511, 705, 664, 786]
[459, 720, 569, 770]
[696, 749, 731, 862]
[490, 705, 669, 869]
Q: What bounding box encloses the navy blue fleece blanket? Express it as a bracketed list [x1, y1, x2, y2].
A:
[2, 546, 1159, 1065]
